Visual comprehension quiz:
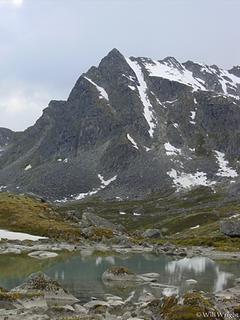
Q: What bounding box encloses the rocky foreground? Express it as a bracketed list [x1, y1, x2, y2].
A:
[1, 269, 240, 320]
[1, 205, 240, 319]
[1, 210, 240, 261]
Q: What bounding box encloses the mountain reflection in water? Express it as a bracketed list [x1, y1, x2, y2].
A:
[165, 257, 233, 292]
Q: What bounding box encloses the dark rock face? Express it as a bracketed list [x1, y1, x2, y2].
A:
[1, 48, 240, 200]
[220, 218, 240, 237]
[0, 128, 14, 153]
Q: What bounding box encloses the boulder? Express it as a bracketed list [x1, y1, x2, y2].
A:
[80, 211, 124, 232]
[153, 243, 187, 256]
[13, 272, 64, 292]
[111, 235, 133, 247]
[12, 272, 78, 305]
[220, 218, 240, 237]
[142, 229, 162, 239]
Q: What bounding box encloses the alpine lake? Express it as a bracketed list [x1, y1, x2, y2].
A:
[1, 252, 240, 302]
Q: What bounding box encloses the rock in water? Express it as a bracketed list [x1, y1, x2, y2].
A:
[102, 266, 136, 282]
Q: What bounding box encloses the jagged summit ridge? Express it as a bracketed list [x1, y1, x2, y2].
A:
[0, 49, 240, 201]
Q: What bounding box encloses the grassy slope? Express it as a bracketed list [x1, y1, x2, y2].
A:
[58, 186, 240, 251]
[1, 187, 240, 251]
[0, 193, 81, 241]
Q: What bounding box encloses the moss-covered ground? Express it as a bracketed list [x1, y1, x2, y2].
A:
[0, 192, 81, 241]
[1, 186, 240, 251]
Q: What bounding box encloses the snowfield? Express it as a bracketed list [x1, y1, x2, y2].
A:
[0, 229, 47, 241]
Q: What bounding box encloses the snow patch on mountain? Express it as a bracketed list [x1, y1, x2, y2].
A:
[199, 64, 240, 96]
[74, 174, 117, 200]
[144, 146, 151, 152]
[128, 85, 136, 91]
[167, 169, 216, 191]
[164, 143, 182, 156]
[215, 151, 238, 178]
[125, 57, 156, 137]
[218, 69, 240, 94]
[127, 134, 139, 150]
[122, 74, 136, 82]
[98, 174, 117, 186]
[190, 111, 196, 120]
[165, 99, 178, 104]
[84, 77, 109, 101]
[189, 111, 196, 125]
[144, 60, 206, 92]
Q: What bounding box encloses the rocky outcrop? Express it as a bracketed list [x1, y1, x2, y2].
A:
[220, 217, 240, 237]
[143, 229, 162, 239]
[0, 127, 14, 157]
[0, 127, 14, 148]
[80, 211, 124, 232]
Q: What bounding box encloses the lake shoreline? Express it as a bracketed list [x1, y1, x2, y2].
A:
[1, 238, 240, 261]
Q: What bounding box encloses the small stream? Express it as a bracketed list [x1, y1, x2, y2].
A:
[0, 253, 239, 302]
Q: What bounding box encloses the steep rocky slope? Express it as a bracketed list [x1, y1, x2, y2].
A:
[0, 128, 14, 154]
[0, 49, 240, 201]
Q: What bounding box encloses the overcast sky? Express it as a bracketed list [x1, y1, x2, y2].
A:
[0, 0, 240, 131]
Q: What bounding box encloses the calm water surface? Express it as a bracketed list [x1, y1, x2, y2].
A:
[0, 253, 239, 302]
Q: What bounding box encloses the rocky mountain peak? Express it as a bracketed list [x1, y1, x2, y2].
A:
[161, 56, 184, 71]
[1, 50, 240, 202]
[229, 65, 240, 77]
[0, 128, 14, 147]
